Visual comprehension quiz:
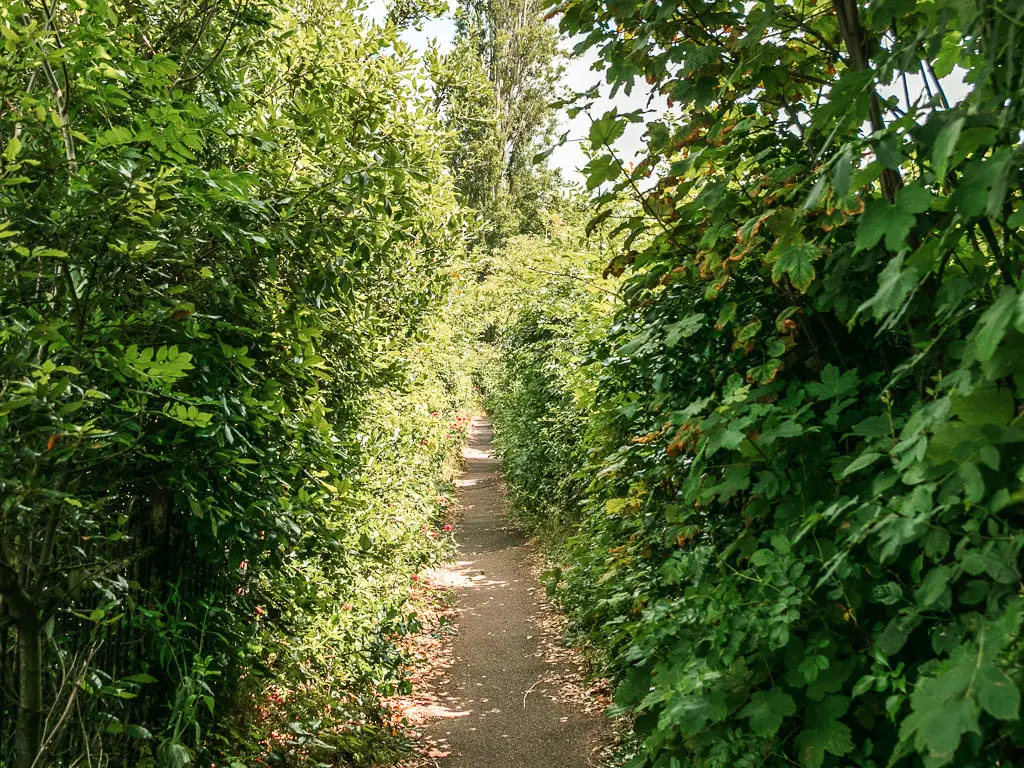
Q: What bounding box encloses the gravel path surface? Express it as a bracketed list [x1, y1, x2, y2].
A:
[420, 417, 604, 767]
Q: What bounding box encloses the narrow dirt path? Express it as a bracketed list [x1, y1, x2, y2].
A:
[419, 416, 604, 767]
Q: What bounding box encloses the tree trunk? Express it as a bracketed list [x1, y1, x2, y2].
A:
[0, 563, 42, 768]
[16, 613, 42, 768]
[832, 0, 902, 201]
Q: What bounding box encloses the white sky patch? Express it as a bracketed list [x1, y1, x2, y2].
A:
[358, 3, 648, 183]
[551, 39, 669, 184]
[364, 0, 457, 53]
[357, 6, 972, 185]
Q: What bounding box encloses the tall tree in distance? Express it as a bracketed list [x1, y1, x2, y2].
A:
[430, 0, 563, 244]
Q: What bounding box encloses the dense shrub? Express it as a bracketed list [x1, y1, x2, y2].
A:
[0, 0, 470, 764]
[489, 0, 1024, 766]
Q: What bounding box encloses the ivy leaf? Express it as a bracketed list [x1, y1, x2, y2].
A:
[759, 419, 804, 445]
[855, 199, 909, 252]
[877, 136, 901, 169]
[614, 666, 652, 707]
[856, 253, 919, 322]
[584, 154, 621, 190]
[896, 183, 935, 215]
[771, 240, 820, 291]
[710, 465, 750, 502]
[740, 688, 796, 737]
[616, 328, 653, 357]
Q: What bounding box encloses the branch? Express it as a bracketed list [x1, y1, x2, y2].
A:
[521, 264, 621, 298]
[170, 0, 250, 92]
[25, 4, 77, 173]
[831, 0, 902, 201]
[0, 560, 34, 622]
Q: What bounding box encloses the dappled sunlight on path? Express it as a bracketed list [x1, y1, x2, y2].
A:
[411, 416, 605, 767]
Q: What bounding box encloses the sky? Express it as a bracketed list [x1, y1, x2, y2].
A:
[361, 0, 653, 183]
[361, 2, 970, 185]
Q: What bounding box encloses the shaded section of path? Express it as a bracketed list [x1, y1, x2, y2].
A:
[421, 417, 603, 767]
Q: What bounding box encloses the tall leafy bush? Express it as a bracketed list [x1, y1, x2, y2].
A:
[0, 0, 468, 764]
[491, 0, 1024, 766]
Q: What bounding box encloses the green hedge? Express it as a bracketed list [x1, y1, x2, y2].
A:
[0, 1, 470, 765]
[490, 0, 1024, 765]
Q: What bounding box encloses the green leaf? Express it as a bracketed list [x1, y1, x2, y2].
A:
[126, 724, 153, 739]
[664, 313, 705, 348]
[584, 154, 620, 190]
[760, 419, 804, 444]
[951, 386, 1014, 426]
[711, 465, 750, 502]
[163, 743, 192, 768]
[806, 365, 859, 399]
[3, 135, 22, 161]
[716, 302, 737, 329]
[900, 645, 980, 765]
[616, 329, 652, 357]
[904, 696, 978, 766]
[803, 174, 827, 210]
[771, 240, 820, 291]
[736, 317, 762, 342]
[976, 665, 1020, 721]
[896, 183, 934, 215]
[796, 719, 854, 768]
[856, 252, 919, 322]
[832, 149, 852, 198]
[872, 582, 904, 605]
[877, 614, 917, 655]
[842, 451, 882, 477]
[123, 673, 158, 684]
[740, 688, 796, 737]
[852, 675, 874, 697]
[958, 462, 985, 503]
[855, 197, 917, 252]
[750, 549, 776, 567]
[915, 566, 951, 607]
[973, 287, 1018, 362]
[933, 116, 964, 179]
[589, 115, 627, 149]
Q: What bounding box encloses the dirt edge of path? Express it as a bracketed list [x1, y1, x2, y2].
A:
[389, 415, 612, 768]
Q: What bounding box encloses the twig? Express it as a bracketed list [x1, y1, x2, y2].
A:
[522, 676, 544, 708]
[521, 264, 621, 299]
